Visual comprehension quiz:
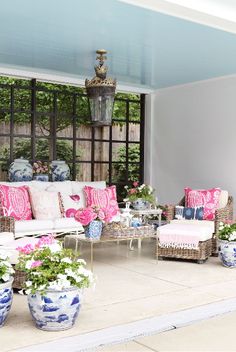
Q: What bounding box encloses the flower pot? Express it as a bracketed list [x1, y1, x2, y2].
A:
[27, 287, 82, 331]
[132, 199, 150, 210]
[8, 158, 33, 182]
[0, 279, 13, 327]
[33, 174, 49, 182]
[218, 240, 236, 267]
[50, 160, 70, 182]
[85, 220, 103, 239]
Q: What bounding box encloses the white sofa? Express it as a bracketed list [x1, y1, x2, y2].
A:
[0, 180, 107, 238]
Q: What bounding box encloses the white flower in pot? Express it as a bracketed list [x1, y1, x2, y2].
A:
[16, 235, 93, 331]
[218, 221, 236, 268]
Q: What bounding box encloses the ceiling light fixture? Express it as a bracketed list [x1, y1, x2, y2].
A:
[85, 49, 116, 126]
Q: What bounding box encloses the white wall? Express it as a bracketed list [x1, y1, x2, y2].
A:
[149, 76, 236, 205]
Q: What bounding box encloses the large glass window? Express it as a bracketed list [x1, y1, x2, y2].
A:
[0, 77, 145, 199]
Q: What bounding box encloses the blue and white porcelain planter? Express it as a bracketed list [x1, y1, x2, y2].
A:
[85, 220, 103, 240]
[132, 198, 150, 210]
[33, 174, 49, 182]
[51, 160, 70, 182]
[28, 287, 82, 331]
[8, 158, 33, 182]
[218, 240, 236, 268]
[0, 279, 13, 327]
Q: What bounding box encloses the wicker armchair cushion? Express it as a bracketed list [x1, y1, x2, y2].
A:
[218, 190, 228, 209]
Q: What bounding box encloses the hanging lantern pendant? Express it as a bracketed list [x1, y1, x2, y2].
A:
[85, 50, 116, 126]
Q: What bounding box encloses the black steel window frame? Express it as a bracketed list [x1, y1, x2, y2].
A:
[0, 78, 145, 187]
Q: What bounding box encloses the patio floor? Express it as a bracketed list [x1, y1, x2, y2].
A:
[2, 239, 236, 352]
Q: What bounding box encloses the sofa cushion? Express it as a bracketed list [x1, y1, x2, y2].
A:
[53, 218, 83, 231]
[84, 185, 120, 219]
[71, 181, 106, 208]
[1, 237, 39, 264]
[185, 187, 221, 220]
[29, 188, 62, 220]
[218, 190, 228, 209]
[0, 184, 32, 220]
[46, 181, 73, 194]
[15, 219, 54, 234]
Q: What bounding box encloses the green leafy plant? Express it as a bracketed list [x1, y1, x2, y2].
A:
[218, 221, 236, 241]
[0, 251, 14, 284]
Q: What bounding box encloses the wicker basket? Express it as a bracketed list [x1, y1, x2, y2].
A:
[102, 223, 155, 239]
[13, 268, 26, 290]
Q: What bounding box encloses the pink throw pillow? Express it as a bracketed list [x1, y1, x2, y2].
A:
[0, 184, 32, 220]
[84, 185, 120, 218]
[185, 187, 221, 220]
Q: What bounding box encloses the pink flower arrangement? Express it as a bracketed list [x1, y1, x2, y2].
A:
[31, 260, 42, 268]
[33, 161, 49, 174]
[75, 206, 113, 226]
[17, 235, 56, 254]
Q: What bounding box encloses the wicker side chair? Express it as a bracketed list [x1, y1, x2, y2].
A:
[0, 216, 15, 234]
[159, 194, 233, 260]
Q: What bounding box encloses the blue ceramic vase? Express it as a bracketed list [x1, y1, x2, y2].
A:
[132, 198, 150, 210]
[33, 174, 49, 182]
[85, 220, 103, 240]
[27, 287, 82, 331]
[8, 158, 33, 182]
[218, 240, 236, 268]
[0, 279, 13, 327]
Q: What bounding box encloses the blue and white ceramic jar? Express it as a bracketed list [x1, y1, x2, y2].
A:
[85, 220, 103, 240]
[0, 279, 13, 327]
[33, 174, 49, 182]
[218, 240, 236, 268]
[51, 160, 70, 182]
[27, 287, 82, 331]
[132, 198, 150, 210]
[8, 158, 33, 182]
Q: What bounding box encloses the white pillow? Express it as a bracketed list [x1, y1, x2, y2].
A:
[60, 193, 82, 218]
[29, 188, 62, 220]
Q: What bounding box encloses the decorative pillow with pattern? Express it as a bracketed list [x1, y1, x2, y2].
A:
[29, 188, 62, 220]
[84, 185, 120, 218]
[0, 184, 32, 220]
[175, 206, 184, 219]
[175, 206, 204, 220]
[60, 193, 81, 218]
[184, 187, 221, 220]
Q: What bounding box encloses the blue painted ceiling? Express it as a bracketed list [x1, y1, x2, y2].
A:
[1, 0, 236, 90]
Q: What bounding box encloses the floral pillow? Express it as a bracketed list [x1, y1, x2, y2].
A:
[83, 185, 120, 219]
[60, 193, 81, 218]
[185, 187, 221, 220]
[0, 184, 32, 220]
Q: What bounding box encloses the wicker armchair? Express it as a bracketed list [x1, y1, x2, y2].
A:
[0, 216, 15, 234]
[163, 195, 233, 257]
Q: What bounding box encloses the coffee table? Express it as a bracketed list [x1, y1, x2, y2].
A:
[64, 231, 157, 271]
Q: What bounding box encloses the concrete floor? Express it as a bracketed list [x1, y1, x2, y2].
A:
[2, 239, 236, 352]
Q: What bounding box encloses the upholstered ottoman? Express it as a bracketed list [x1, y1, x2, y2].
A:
[157, 221, 214, 263]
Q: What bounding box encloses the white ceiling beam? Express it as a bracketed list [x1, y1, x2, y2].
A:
[118, 0, 236, 34]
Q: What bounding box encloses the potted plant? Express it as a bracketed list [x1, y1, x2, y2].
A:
[0, 251, 15, 327]
[16, 235, 93, 331]
[75, 206, 113, 240]
[123, 181, 155, 210]
[32, 161, 50, 182]
[218, 221, 236, 267]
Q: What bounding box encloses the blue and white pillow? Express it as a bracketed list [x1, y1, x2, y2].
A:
[175, 206, 204, 220]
